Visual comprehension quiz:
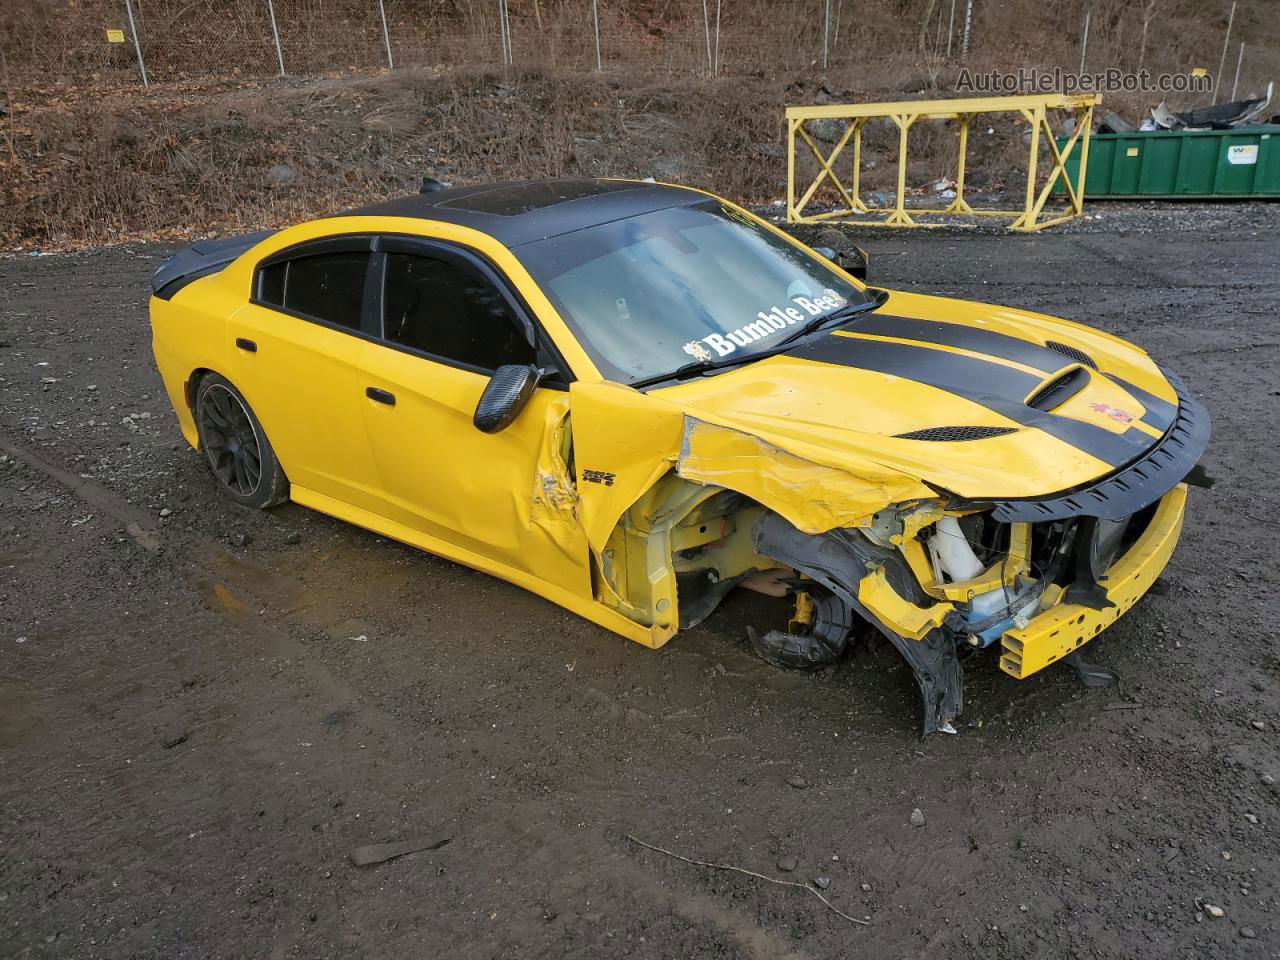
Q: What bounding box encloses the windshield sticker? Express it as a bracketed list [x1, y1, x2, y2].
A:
[682, 289, 849, 361]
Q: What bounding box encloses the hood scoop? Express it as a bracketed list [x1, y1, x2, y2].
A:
[895, 426, 1018, 441]
[1026, 366, 1091, 411]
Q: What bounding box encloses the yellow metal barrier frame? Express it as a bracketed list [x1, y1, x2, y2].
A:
[785, 92, 1100, 232]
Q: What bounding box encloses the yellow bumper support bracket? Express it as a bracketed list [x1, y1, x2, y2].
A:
[1000, 485, 1187, 679]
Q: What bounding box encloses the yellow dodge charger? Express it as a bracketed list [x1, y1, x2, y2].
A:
[150, 179, 1210, 734]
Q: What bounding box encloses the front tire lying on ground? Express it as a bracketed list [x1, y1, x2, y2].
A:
[193, 373, 289, 509]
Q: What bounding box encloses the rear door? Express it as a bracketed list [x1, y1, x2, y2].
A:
[355, 238, 588, 593]
[228, 236, 387, 514]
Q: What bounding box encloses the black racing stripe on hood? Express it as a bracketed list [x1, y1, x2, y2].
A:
[791, 335, 1155, 467]
[1104, 374, 1177, 432]
[842, 316, 1178, 431]
[845, 314, 1079, 373]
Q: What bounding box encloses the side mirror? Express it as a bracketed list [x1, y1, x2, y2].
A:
[813, 242, 869, 281]
[837, 245, 868, 281]
[474, 364, 541, 433]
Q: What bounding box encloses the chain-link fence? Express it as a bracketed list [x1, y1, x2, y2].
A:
[2, 0, 1276, 106]
[2, 0, 937, 89]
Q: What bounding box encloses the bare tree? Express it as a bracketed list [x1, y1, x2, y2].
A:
[1139, 0, 1159, 70]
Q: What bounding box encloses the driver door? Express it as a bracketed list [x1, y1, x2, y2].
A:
[356, 239, 588, 595]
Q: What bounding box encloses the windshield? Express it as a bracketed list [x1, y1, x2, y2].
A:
[514, 200, 870, 384]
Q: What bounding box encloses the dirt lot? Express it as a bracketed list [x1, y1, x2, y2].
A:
[2, 206, 1279, 959]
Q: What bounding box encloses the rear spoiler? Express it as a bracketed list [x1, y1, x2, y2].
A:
[151, 229, 277, 301]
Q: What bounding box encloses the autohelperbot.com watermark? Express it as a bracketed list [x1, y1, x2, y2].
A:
[956, 66, 1213, 95]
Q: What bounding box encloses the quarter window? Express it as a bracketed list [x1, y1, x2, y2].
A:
[382, 253, 536, 371]
[257, 251, 370, 331]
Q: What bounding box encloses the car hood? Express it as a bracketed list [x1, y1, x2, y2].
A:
[655, 291, 1186, 502]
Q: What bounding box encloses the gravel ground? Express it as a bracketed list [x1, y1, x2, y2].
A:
[1, 204, 1278, 960]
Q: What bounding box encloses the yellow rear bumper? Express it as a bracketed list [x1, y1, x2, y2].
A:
[999, 483, 1187, 679]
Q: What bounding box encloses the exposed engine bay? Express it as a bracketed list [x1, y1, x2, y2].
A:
[594, 474, 1193, 736]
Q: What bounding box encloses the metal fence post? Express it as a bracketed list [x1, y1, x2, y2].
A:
[378, 0, 394, 69]
[1214, 1, 1236, 103]
[960, 0, 972, 62]
[497, 0, 512, 65]
[1231, 42, 1244, 101]
[713, 0, 721, 77]
[592, 0, 602, 70]
[503, 0, 513, 65]
[946, 0, 955, 57]
[266, 0, 286, 76]
[700, 0, 712, 76]
[1079, 10, 1089, 74]
[123, 0, 149, 86]
[822, 0, 830, 70]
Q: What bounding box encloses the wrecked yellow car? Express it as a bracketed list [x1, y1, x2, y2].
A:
[150, 179, 1210, 734]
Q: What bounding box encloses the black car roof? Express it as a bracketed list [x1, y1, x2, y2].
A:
[335, 178, 707, 247]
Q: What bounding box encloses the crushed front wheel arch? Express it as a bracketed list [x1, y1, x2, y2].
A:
[752, 512, 963, 737]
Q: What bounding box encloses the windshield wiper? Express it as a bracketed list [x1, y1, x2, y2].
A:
[778, 287, 889, 346]
[630, 352, 760, 389]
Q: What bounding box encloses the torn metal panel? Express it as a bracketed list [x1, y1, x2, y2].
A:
[529, 402, 581, 545]
[676, 417, 932, 534]
[567, 381, 686, 554]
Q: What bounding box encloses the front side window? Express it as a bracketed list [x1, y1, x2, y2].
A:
[381, 253, 536, 371]
[513, 200, 870, 384]
[258, 250, 369, 331]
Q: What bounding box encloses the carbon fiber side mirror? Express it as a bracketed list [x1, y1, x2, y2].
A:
[473, 364, 542, 433]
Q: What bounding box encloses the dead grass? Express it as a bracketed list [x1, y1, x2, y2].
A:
[1, 67, 802, 249]
[2, 0, 1277, 249]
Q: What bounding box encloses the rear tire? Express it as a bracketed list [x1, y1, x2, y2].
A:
[194, 373, 289, 509]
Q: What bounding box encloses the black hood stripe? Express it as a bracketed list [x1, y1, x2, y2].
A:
[1104, 374, 1176, 432]
[845, 314, 1080, 373]
[790, 334, 1155, 467]
[837, 313, 1177, 436]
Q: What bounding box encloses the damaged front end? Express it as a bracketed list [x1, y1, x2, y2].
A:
[572, 378, 1207, 737]
[596, 479, 1191, 737]
[748, 486, 1190, 735]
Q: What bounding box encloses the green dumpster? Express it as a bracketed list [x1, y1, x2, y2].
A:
[1053, 126, 1280, 198]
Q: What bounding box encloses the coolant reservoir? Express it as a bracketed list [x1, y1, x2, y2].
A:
[929, 517, 1038, 648]
[930, 516, 985, 582]
[962, 585, 1041, 647]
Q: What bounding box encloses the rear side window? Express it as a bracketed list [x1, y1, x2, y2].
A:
[257, 251, 370, 331]
[382, 253, 536, 371]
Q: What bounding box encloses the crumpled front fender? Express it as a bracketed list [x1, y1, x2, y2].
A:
[674, 417, 934, 535]
[568, 381, 932, 553]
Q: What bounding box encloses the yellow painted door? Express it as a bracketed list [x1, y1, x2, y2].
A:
[226, 241, 387, 514]
[355, 245, 589, 594]
[358, 346, 586, 593]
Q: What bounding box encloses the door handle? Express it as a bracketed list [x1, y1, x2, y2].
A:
[366, 387, 396, 406]
[235, 337, 257, 352]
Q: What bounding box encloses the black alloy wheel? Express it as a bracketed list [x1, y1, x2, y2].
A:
[199, 382, 262, 497]
[193, 373, 289, 509]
